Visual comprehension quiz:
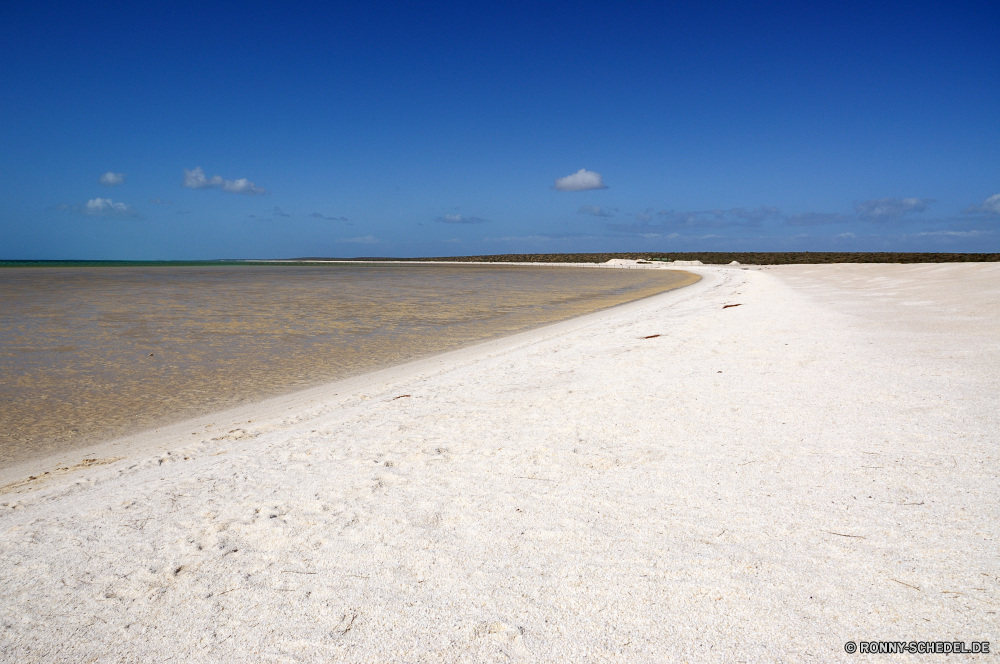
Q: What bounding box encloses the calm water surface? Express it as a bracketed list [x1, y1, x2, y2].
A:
[0, 264, 693, 465]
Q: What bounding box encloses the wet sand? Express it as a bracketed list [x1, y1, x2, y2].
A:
[0, 264, 694, 466]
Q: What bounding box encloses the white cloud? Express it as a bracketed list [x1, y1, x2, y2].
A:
[962, 193, 1000, 215]
[222, 178, 265, 194]
[335, 235, 379, 244]
[99, 172, 125, 186]
[552, 169, 607, 192]
[578, 205, 616, 218]
[853, 197, 932, 221]
[82, 197, 142, 218]
[914, 229, 990, 237]
[635, 209, 653, 222]
[182, 167, 266, 195]
[836, 232, 857, 238]
[436, 214, 489, 224]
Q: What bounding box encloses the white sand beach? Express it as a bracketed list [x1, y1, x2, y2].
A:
[1, 263, 997, 662]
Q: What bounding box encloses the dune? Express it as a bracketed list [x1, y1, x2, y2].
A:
[1, 263, 997, 662]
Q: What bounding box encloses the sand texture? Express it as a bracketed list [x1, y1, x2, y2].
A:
[1, 264, 997, 662]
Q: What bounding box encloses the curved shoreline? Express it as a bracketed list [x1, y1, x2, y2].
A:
[0, 263, 698, 472]
[0, 268, 702, 489]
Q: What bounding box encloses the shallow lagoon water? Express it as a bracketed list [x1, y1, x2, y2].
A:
[0, 264, 693, 465]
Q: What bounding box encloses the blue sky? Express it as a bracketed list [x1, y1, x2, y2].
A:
[1, 1, 998, 259]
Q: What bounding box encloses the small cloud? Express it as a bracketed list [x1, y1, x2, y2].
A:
[82, 197, 143, 219]
[272, 206, 291, 218]
[853, 197, 933, 221]
[578, 205, 616, 218]
[221, 178, 264, 194]
[336, 235, 379, 244]
[310, 212, 350, 222]
[836, 232, 857, 238]
[436, 214, 489, 224]
[552, 169, 607, 192]
[962, 193, 1000, 216]
[99, 172, 125, 186]
[182, 167, 266, 195]
[150, 198, 173, 205]
[634, 208, 654, 222]
[914, 229, 990, 238]
[176, 210, 192, 215]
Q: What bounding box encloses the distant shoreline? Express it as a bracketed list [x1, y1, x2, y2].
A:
[2, 251, 999, 267]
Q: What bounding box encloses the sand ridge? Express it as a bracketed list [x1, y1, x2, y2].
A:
[0, 264, 996, 662]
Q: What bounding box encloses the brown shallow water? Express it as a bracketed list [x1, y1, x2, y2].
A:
[0, 264, 695, 465]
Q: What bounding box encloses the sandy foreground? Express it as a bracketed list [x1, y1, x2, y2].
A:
[1, 263, 997, 662]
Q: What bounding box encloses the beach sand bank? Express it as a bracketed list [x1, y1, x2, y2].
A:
[1, 263, 997, 662]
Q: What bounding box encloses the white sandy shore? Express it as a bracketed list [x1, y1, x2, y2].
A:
[1, 263, 997, 662]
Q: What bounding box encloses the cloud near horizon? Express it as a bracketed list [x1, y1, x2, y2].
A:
[436, 214, 489, 224]
[788, 197, 933, 225]
[552, 169, 607, 192]
[82, 197, 143, 219]
[853, 197, 933, 221]
[182, 167, 266, 195]
[311, 212, 349, 222]
[915, 229, 990, 238]
[578, 205, 616, 218]
[962, 193, 1000, 216]
[98, 172, 125, 186]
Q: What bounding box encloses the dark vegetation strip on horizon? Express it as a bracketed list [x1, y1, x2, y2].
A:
[322, 252, 1000, 265]
[2, 252, 999, 268]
